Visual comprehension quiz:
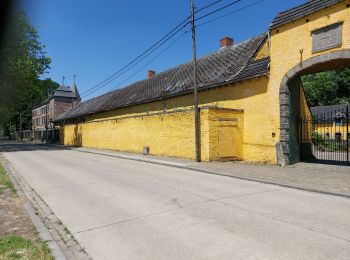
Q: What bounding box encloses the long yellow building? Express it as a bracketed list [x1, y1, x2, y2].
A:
[311, 104, 350, 140]
[55, 0, 350, 165]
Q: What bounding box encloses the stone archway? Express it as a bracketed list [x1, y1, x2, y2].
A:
[278, 49, 350, 166]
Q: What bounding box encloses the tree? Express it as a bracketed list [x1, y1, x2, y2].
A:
[301, 67, 350, 107]
[0, 10, 57, 133]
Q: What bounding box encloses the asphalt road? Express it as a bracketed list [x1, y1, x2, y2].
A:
[2, 143, 350, 260]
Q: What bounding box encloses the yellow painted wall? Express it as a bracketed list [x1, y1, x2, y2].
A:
[62, 109, 198, 160]
[314, 122, 350, 140]
[270, 0, 350, 76]
[61, 107, 245, 162]
[300, 84, 312, 142]
[61, 76, 277, 163]
[199, 77, 277, 163]
[300, 82, 312, 119]
[254, 41, 270, 60]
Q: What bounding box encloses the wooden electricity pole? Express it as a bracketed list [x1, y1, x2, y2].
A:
[19, 113, 22, 140]
[190, 0, 201, 162]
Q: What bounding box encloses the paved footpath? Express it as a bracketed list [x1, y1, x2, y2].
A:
[1, 142, 350, 260]
[68, 145, 350, 198]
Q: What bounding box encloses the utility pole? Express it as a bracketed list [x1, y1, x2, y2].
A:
[19, 113, 22, 141]
[190, 0, 201, 162]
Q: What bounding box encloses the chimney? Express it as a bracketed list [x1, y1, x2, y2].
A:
[148, 70, 156, 78]
[220, 37, 234, 48]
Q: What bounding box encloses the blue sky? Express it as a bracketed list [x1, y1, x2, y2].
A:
[23, 0, 306, 100]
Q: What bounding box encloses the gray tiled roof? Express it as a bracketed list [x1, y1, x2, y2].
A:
[55, 33, 269, 122]
[54, 85, 80, 99]
[33, 84, 81, 110]
[310, 104, 350, 118]
[270, 0, 344, 29]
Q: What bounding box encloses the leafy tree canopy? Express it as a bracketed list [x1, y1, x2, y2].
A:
[301, 67, 350, 107]
[0, 11, 58, 133]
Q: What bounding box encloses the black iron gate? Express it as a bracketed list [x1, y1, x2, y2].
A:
[299, 105, 349, 165]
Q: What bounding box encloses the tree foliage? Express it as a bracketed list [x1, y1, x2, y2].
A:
[301, 67, 350, 107]
[0, 11, 58, 133]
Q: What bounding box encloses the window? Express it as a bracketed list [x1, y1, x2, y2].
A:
[335, 118, 343, 126]
[335, 133, 342, 141]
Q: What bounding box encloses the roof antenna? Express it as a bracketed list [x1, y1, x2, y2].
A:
[73, 74, 76, 85]
[62, 75, 65, 85]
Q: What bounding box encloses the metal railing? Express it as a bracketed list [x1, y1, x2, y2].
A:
[10, 128, 60, 144]
[300, 105, 349, 165]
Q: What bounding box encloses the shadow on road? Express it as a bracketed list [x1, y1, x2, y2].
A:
[0, 141, 63, 153]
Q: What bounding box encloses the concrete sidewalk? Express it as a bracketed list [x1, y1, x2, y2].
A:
[64, 146, 350, 198]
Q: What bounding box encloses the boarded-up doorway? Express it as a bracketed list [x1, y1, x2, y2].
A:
[218, 119, 238, 161]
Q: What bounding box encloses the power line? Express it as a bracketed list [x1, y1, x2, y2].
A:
[196, 0, 242, 21]
[195, 0, 226, 13]
[197, 0, 265, 27]
[112, 31, 189, 91]
[82, 0, 252, 98]
[80, 16, 191, 97]
[82, 23, 189, 98]
[81, 0, 246, 98]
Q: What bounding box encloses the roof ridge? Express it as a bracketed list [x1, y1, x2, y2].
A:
[270, 0, 344, 29]
[276, 0, 320, 15]
[311, 104, 350, 108]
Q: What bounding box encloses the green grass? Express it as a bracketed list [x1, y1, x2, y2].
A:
[63, 227, 72, 236]
[0, 235, 53, 260]
[0, 162, 15, 193]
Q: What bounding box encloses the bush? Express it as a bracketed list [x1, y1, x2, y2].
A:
[311, 132, 326, 147]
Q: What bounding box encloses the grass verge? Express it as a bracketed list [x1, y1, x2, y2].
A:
[0, 159, 54, 259]
[0, 161, 15, 193]
[0, 235, 53, 260]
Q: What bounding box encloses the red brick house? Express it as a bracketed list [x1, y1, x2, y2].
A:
[32, 84, 81, 131]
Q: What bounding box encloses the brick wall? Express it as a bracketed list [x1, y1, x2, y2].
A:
[33, 98, 80, 130]
[32, 104, 48, 130]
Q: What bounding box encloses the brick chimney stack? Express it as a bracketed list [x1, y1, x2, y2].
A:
[220, 37, 234, 48]
[148, 70, 156, 78]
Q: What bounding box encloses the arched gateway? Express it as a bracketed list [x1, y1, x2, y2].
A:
[269, 0, 350, 165]
[278, 50, 350, 165]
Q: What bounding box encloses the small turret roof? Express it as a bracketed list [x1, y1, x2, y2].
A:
[53, 84, 80, 99]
